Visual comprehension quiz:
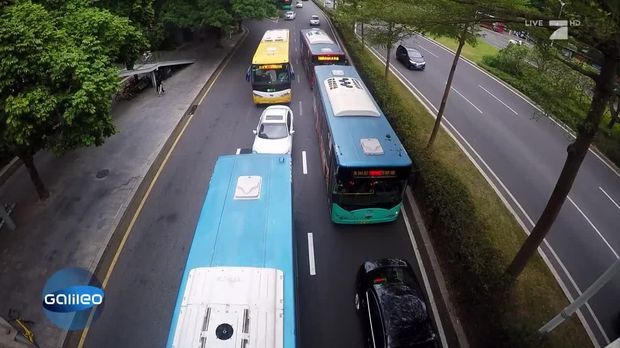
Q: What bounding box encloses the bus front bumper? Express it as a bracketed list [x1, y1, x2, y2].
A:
[331, 203, 401, 224]
[252, 89, 292, 104]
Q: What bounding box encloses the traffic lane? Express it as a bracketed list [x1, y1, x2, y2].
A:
[292, 19, 444, 348]
[568, 157, 620, 251]
[389, 36, 620, 257]
[82, 23, 278, 347]
[291, 138, 442, 348]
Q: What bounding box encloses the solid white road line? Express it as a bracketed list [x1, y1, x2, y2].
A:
[418, 45, 438, 58]
[478, 85, 519, 115]
[421, 35, 620, 179]
[363, 43, 604, 345]
[401, 206, 448, 348]
[299, 100, 303, 116]
[599, 187, 620, 211]
[297, 74, 300, 84]
[451, 87, 483, 114]
[236, 148, 241, 155]
[295, 47, 298, 52]
[568, 196, 619, 259]
[302, 150, 308, 174]
[307, 233, 316, 276]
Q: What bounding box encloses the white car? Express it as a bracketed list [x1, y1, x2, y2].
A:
[285, 11, 296, 20]
[252, 106, 295, 154]
[309, 15, 320, 26]
[296, 2, 303, 7]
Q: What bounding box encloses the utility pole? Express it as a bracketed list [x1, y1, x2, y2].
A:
[539, 258, 620, 334]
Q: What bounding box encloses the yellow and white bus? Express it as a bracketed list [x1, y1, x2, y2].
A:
[246, 29, 295, 104]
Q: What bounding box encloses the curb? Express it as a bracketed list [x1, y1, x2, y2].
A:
[0, 157, 21, 188]
[62, 26, 249, 348]
[404, 189, 470, 348]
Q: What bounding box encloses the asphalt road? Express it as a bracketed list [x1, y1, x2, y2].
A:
[80, 6, 447, 348]
[361, 27, 620, 345]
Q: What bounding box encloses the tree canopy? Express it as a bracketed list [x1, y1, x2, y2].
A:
[0, 1, 147, 199]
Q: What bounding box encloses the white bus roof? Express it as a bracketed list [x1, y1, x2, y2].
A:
[171, 267, 284, 348]
[323, 76, 380, 117]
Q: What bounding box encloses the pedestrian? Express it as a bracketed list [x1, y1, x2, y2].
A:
[155, 69, 165, 96]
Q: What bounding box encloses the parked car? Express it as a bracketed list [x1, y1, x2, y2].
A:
[252, 105, 295, 154]
[396, 45, 426, 70]
[285, 11, 296, 20]
[508, 39, 523, 46]
[296, 1, 303, 7]
[309, 15, 320, 26]
[355, 259, 438, 348]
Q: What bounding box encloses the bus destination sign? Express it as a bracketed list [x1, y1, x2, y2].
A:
[257, 64, 283, 70]
[317, 55, 341, 61]
[352, 169, 397, 177]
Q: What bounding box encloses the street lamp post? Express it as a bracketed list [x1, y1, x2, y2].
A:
[539, 258, 620, 334]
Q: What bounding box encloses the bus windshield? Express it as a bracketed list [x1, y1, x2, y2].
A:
[334, 177, 406, 207]
[252, 64, 290, 86]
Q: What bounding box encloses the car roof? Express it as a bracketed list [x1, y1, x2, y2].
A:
[311, 15, 319, 18]
[374, 284, 434, 346]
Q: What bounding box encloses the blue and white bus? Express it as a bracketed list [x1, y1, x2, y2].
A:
[166, 154, 296, 348]
[313, 65, 412, 224]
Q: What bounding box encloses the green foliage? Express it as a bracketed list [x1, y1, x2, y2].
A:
[483, 43, 530, 76]
[0, 1, 123, 159]
[94, 0, 155, 33]
[59, 6, 149, 67]
[160, 0, 275, 31]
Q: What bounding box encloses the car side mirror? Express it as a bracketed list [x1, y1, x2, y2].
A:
[245, 67, 251, 82]
[290, 130, 295, 134]
[253, 129, 257, 134]
[290, 70, 295, 80]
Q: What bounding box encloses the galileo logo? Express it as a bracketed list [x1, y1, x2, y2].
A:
[42, 268, 105, 330]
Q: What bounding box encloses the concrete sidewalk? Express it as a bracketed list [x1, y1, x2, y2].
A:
[0, 31, 246, 348]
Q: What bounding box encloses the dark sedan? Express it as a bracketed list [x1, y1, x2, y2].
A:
[396, 45, 426, 70]
[355, 259, 438, 348]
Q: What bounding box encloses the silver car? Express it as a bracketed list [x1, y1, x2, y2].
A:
[309, 15, 320, 26]
[285, 11, 296, 20]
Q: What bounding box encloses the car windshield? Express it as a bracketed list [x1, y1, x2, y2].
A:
[312, 15, 319, 19]
[408, 50, 422, 58]
[287, 11, 294, 15]
[258, 123, 288, 139]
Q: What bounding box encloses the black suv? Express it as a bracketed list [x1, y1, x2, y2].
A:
[355, 259, 438, 348]
[396, 45, 426, 70]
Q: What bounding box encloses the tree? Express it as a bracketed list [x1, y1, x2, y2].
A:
[418, 0, 531, 149]
[0, 1, 144, 199]
[608, 88, 619, 129]
[59, 6, 149, 68]
[507, 0, 620, 277]
[337, 0, 419, 79]
[231, 0, 277, 32]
